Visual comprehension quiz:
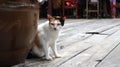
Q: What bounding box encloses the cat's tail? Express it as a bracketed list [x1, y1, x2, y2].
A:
[27, 33, 44, 59]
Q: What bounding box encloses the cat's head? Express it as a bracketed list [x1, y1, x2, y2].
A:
[47, 14, 66, 31]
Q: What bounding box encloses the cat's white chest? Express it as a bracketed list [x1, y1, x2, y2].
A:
[49, 30, 58, 38]
[37, 22, 59, 44]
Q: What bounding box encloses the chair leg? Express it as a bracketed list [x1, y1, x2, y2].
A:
[86, 0, 88, 18]
[76, 8, 78, 18]
[62, 8, 64, 17]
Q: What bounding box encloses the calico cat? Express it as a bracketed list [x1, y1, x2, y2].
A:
[32, 14, 66, 60]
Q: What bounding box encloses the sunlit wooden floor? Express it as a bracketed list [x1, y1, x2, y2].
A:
[13, 19, 120, 67]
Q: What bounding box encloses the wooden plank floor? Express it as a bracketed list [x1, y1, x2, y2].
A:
[13, 19, 120, 67]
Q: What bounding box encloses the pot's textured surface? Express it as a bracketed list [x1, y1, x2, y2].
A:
[0, 0, 39, 67]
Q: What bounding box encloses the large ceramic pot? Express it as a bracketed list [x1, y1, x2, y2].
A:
[0, 0, 39, 67]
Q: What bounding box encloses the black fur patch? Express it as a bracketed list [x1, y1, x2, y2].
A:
[54, 16, 65, 26]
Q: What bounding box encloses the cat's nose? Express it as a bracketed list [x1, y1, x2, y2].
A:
[54, 28, 57, 30]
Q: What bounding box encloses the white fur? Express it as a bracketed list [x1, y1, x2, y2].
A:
[33, 20, 62, 60]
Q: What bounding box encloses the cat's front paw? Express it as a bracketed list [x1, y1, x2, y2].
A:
[55, 54, 62, 58]
[46, 56, 53, 61]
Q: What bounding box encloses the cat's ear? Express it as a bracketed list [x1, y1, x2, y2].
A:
[63, 16, 66, 21]
[47, 14, 54, 19]
[60, 16, 66, 26]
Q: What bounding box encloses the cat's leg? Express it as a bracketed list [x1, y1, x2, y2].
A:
[43, 43, 53, 60]
[51, 43, 61, 58]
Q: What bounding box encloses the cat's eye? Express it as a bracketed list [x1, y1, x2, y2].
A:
[57, 24, 61, 26]
[51, 23, 54, 25]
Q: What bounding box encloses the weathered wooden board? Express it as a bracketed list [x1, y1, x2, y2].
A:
[78, 27, 120, 67]
[59, 25, 120, 67]
[59, 35, 108, 67]
[58, 19, 120, 48]
[96, 41, 120, 67]
[59, 20, 120, 67]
